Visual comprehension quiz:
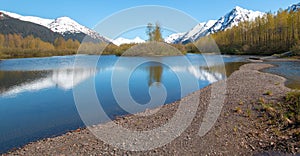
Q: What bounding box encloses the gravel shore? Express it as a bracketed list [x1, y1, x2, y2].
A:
[4, 63, 293, 155]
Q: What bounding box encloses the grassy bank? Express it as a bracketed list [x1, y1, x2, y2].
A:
[0, 48, 77, 59]
[253, 90, 300, 153]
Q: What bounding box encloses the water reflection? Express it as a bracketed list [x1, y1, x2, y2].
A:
[168, 65, 225, 83]
[148, 65, 163, 86]
[0, 62, 242, 97]
[0, 68, 97, 97]
[0, 71, 49, 93]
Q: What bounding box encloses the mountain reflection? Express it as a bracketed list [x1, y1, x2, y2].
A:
[171, 65, 225, 83]
[0, 61, 237, 97]
[189, 66, 224, 83]
[0, 68, 97, 96]
[144, 62, 225, 87]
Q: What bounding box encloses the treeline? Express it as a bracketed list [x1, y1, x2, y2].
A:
[0, 34, 80, 59]
[212, 9, 300, 56]
[78, 42, 188, 56]
[0, 33, 192, 59]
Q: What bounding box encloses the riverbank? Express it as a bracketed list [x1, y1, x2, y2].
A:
[3, 63, 298, 155]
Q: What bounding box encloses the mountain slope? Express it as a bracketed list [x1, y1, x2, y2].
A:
[164, 32, 185, 44]
[287, 2, 300, 12]
[170, 6, 265, 44]
[0, 10, 109, 43]
[179, 20, 217, 44]
[0, 14, 62, 43]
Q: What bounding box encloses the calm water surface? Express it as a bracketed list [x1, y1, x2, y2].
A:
[0, 54, 247, 153]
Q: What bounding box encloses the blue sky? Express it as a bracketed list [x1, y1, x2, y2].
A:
[0, 0, 299, 39]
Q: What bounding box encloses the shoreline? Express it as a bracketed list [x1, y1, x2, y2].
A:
[3, 62, 297, 155]
[1, 52, 299, 60]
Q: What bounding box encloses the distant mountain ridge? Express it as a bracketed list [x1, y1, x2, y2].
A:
[167, 6, 265, 44]
[0, 10, 109, 43]
[112, 37, 145, 46]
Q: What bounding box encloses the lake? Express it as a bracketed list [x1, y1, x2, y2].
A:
[0, 54, 247, 153]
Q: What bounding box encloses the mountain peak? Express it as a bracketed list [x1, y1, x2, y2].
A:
[287, 2, 300, 12]
[56, 16, 73, 20]
[54, 16, 80, 25]
[49, 16, 87, 34]
[212, 6, 265, 31]
[231, 6, 257, 16]
[170, 6, 265, 44]
[234, 6, 245, 11]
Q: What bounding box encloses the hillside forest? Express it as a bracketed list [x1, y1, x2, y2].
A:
[212, 9, 300, 56]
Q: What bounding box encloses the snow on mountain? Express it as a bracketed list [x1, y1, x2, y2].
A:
[112, 37, 145, 46]
[0, 10, 107, 41]
[209, 6, 265, 34]
[164, 32, 185, 44]
[47, 16, 104, 40]
[0, 10, 53, 27]
[287, 2, 300, 12]
[169, 6, 265, 44]
[179, 20, 217, 44]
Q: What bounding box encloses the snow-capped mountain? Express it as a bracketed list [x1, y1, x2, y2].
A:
[209, 6, 265, 34]
[287, 2, 300, 12]
[179, 20, 217, 44]
[169, 6, 265, 44]
[112, 37, 145, 46]
[47, 17, 107, 41]
[164, 32, 185, 44]
[0, 10, 108, 42]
